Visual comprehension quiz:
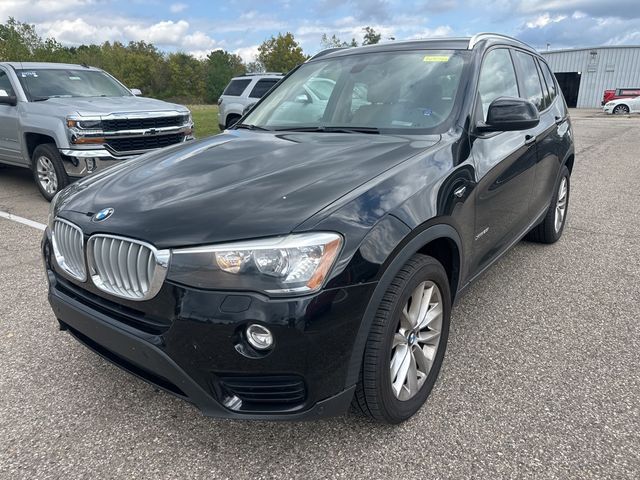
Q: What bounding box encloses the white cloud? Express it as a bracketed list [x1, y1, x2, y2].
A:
[525, 13, 567, 29]
[123, 20, 190, 45]
[408, 25, 454, 39]
[234, 45, 260, 63]
[169, 3, 187, 13]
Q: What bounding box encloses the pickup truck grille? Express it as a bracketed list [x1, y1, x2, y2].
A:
[102, 116, 186, 131]
[106, 133, 184, 153]
[87, 235, 169, 301]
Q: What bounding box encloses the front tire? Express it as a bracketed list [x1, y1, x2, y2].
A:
[526, 165, 570, 244]
[613, 104, 629, 115]
[352, 254, 451, 424]
[31, 144, 69, 201]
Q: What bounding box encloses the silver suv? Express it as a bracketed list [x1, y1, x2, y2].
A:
[0, 62, 193, 200]
[217, 73, 282, 130]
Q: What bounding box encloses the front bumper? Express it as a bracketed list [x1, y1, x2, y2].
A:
[43, 234, 374, 420]
[59, 133, 194, 178]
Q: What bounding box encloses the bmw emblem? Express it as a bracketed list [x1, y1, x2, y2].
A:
[93, 207, 114, 222]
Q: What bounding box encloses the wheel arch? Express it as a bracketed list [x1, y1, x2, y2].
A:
[24, 132, 57, 162]
[344, 222, 462, 390]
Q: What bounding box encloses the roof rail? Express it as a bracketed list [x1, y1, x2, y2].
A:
[307, 47, 347, 61]
[468, 33, 532, 50]
[242, 72, 284, 76]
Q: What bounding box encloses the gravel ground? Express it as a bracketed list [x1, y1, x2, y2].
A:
[0, 110, 638, 479]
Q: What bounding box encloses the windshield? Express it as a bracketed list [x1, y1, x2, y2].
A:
[243, 49, 470, 133]
[16, 68, 132, 100]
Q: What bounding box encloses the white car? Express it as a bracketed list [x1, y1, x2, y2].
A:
[603, 96, 640, 115]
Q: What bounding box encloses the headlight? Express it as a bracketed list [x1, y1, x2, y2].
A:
[66, 118, 103, 130]
[169, 232, 342, 295]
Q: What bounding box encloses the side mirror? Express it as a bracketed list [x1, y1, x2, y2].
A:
[295, 93, 311, 104]
[0, 91, 17, 106]
[477, 97, 539, 132]
[130, 88, 142, 96]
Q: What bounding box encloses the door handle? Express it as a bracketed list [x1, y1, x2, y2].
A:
[524, 134, 536, 146]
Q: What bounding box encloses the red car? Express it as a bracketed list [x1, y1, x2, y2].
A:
[602, 88, 640, 105]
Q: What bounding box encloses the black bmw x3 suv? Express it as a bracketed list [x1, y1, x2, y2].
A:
[43, 33, 574, 424]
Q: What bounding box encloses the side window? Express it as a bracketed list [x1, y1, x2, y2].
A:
[535, 60, 550, 109]
[539, 61, 557, 103]
[477, 48, 519, 121]
[513, 51, 545, 111]
[0, 70, 15, 96]
[249, 79, 279, 99]
[222, 79, 251, 97]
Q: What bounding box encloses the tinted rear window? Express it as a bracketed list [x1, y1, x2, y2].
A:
[223, 79, 251, 96]
[249, 79, 279, 98]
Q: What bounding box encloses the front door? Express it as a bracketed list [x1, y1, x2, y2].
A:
[0, 68, 22, 163]
[469, 48, 537, 275]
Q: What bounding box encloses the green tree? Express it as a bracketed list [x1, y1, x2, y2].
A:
[257, 32, 308, 73]
[0, 17, 63, 61]
[320, 33, 358, 49]
[362, 26, 382, 45]
[165, 52, 205, 102]
[203, 50, 245, 103]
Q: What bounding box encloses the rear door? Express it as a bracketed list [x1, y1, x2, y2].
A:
[0, 67, 22, 163]
[469, 48, 538, 274]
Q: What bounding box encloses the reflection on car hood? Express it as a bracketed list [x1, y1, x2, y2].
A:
[58, 130, 440, 248]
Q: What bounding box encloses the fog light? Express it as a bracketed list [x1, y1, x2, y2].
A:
[246, 324, 273, 350]
[85, 157, 97, 173]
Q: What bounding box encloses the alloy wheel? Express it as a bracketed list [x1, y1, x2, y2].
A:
[36, 156, 58, 195]
[390, 280, 443, 401]
[554, 176, 568, 233]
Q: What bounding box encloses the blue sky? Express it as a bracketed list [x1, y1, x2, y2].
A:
[2, 1, 640, 62]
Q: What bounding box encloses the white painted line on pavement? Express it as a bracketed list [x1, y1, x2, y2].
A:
[0, 210, 46, 231]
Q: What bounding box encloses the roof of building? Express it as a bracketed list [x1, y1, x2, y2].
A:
[542, 45, 640, 54]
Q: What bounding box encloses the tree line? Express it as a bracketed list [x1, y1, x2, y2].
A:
[0, 18, 381, 104]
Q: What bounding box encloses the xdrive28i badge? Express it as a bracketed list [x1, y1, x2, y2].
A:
[92, 208, 114, 222]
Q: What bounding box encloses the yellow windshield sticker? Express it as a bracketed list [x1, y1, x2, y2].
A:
[423, 55, 450, 62]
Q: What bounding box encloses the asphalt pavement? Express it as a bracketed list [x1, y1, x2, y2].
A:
[0, 110, 638, 479]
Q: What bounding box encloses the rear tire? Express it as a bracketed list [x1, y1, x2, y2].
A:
[352, 254, 451, 424]
[32, 144, 69, 201]
[613, 104, 629, 115]
[526, 165, 570, 244]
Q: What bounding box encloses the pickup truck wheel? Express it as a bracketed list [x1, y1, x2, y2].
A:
[526, 165, 570, 244]
[352, 254, 451, 424]
[32, 144, 69, 201]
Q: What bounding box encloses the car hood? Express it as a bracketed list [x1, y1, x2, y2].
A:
[57, 130, 440, 248]
[36, 96, 188, 116]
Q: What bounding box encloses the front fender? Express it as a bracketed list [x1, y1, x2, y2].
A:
[343, 222, 462, 389]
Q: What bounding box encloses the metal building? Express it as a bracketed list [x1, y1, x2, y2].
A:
[541, 46, 640, 108]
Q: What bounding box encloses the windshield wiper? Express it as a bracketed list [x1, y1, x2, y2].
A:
[233, 123, 271, 131]
[274, 126, 380, 134]
[31, 96, 50, 102]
